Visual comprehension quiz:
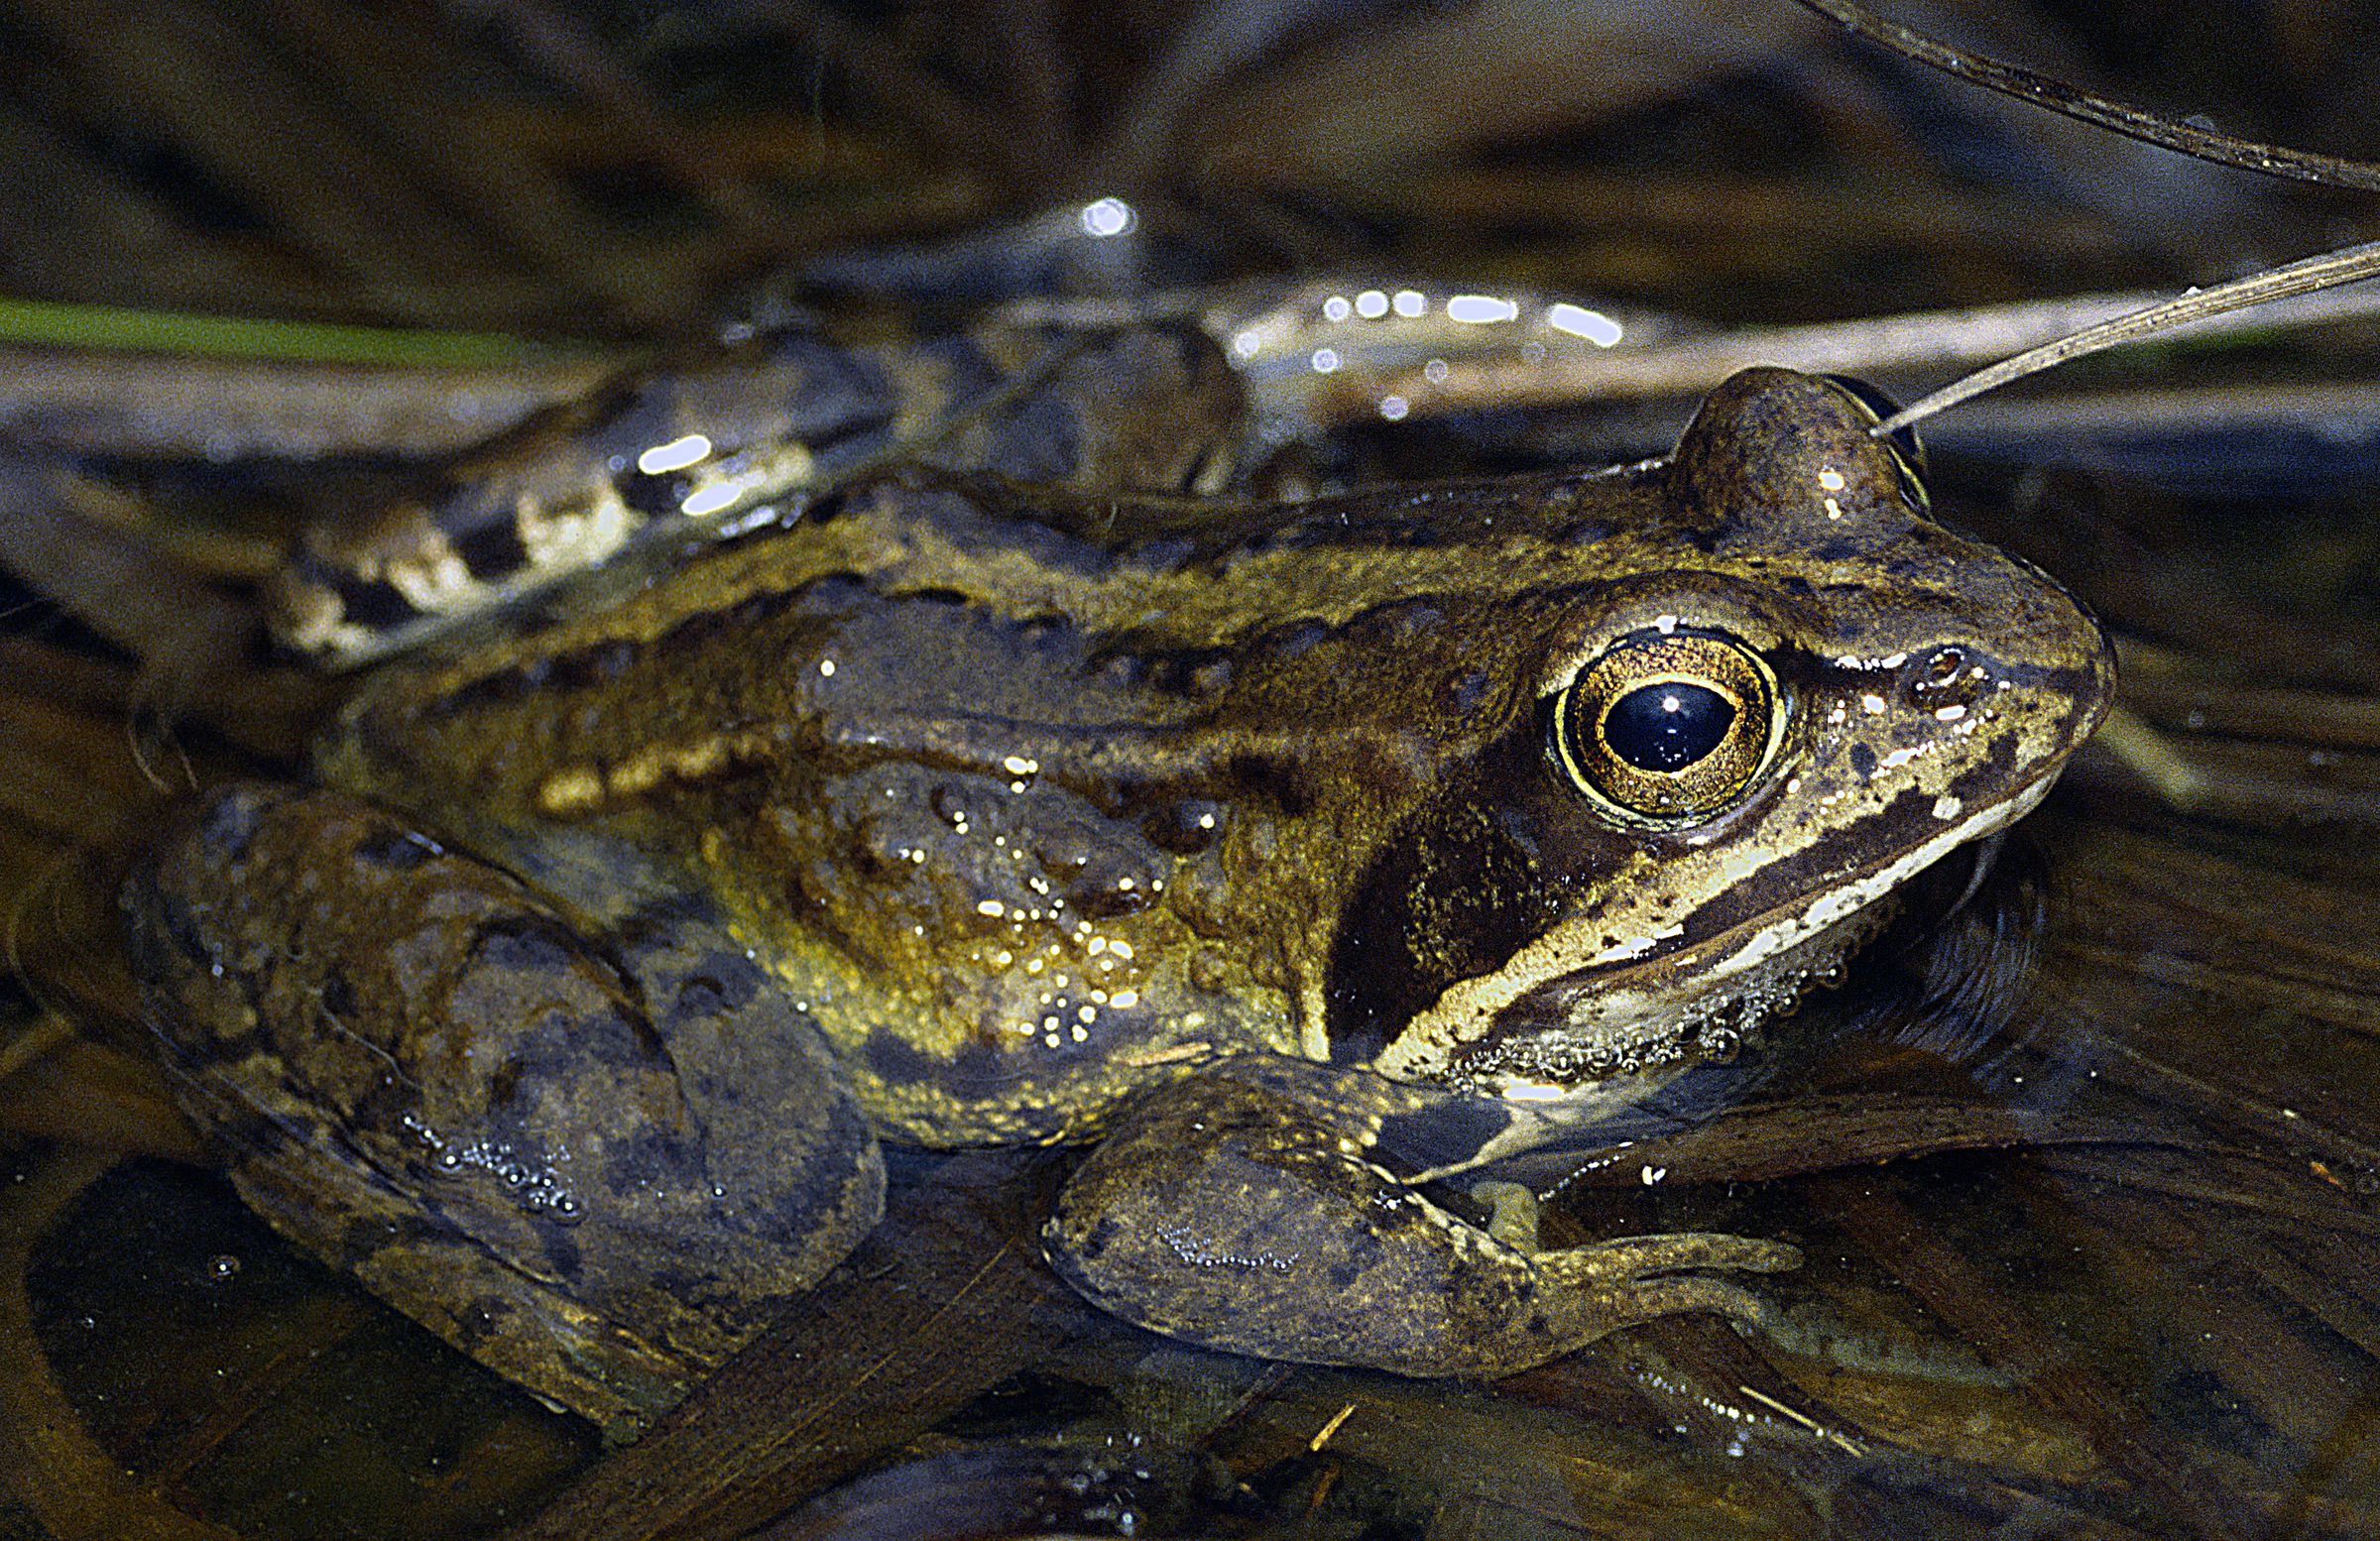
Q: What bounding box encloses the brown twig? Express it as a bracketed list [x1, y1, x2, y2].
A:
[1790, 0, 2380, 194]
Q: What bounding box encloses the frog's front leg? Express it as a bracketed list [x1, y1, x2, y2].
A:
[1044, 1057, 1797, 1376]
[120, 781, 885, 1430]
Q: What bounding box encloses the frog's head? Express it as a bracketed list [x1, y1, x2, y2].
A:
[1349, 366, 2113, 1098]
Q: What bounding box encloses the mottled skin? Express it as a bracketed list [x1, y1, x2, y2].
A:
[123, 362, 2113, 1430]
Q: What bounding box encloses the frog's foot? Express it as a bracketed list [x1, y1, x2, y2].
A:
[1044, 1059, 1797, 1376]
[121, 782, 886, 1430]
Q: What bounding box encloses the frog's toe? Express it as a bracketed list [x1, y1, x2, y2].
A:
[122, 782, 885, 1430]
[1536, 1232, 1804, 1340]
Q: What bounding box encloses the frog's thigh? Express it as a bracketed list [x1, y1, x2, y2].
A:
[1044, 1059, 1797, 1376]
[120, 781, 885, 1429]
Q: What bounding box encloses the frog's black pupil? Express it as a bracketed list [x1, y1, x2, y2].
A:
[1604, 683, 1733, 771]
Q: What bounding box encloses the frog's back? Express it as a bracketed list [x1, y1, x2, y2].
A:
[316, 368, 2110, 1146]
[313, 451, 1673, 1142]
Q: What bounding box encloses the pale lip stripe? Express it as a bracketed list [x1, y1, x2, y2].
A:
[1372, 768, 2060, 1090]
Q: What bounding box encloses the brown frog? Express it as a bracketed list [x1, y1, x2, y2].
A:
[120, 347, 2113, 1432]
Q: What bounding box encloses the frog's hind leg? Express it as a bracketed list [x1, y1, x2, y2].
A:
[119, 780, 885, 1433]
[1044, 1057, 1797, 1376]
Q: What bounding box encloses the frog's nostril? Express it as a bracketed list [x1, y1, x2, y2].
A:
[1903, 645, 1989, 711]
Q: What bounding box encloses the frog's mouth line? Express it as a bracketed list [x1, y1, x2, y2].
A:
[1645, 767, 2059, 1021]
[1380, 764, 2066, 1099]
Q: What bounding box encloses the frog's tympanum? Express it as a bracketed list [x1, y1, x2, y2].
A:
[122, 358, 2113, 1431]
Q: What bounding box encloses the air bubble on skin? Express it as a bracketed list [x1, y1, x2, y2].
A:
[1322, 295, 1352, 322]
[1157, 1222, 1297, 1272]
[405, 1113, 578, 1216]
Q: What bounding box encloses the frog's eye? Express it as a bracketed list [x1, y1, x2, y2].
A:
[1551, 633, 1782, 826]
[1820, 373, 1929, 513]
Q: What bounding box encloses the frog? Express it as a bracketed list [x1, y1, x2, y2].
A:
[117, 338, 2114, 1433]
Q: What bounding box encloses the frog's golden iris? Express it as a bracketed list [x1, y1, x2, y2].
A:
[1550, 631, 1783, 826]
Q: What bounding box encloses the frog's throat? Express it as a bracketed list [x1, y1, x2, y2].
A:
[1371, 769, 2061, 1094]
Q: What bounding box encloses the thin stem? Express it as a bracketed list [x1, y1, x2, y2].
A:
[1790, 0, 2380, 194]
[1880, 240, 2380, 433]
